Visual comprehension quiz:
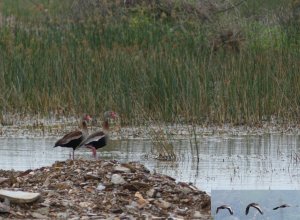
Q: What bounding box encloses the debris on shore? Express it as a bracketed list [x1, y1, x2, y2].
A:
[0, 160, 211, 219]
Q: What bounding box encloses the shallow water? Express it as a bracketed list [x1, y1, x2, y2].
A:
[1, 134, 300, 193]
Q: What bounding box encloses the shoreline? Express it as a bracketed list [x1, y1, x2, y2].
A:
[1, 115, 299, 138]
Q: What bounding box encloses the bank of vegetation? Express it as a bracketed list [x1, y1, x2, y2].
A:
[0, 0, 299, 125]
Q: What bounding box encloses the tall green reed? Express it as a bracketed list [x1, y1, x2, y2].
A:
[0, 0, 299, 124]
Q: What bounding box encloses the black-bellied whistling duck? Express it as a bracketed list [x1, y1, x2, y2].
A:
[54, 114, 92, 159]
[216, 205, 234, 215]
[273, 204, 291, 210]
[245, 203, 263, 215]
[79, 111, 118, 158]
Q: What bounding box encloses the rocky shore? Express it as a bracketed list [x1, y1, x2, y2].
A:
[0, 160, 211, 219]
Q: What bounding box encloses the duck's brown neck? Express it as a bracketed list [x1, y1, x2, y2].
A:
[81, 121, 89, 135]
[102, 120, 109, 131]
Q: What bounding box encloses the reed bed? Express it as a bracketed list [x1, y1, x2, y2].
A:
[0, 0, 299, 125]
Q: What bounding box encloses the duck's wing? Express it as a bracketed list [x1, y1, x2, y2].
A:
[245, 204, 251, 215]
[273, 206, 279, 210]
[273, 204, 290, 210]
[226, 206, 234, 215]
[79, 131, 106, 146]
[253, 204, 263, 214]
[54, 130, 82, 146]
[216, 205, 233, 215]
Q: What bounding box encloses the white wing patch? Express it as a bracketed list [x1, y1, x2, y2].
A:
[79, 133, 106, 146]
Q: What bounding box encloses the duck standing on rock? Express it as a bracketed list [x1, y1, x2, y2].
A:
[79, 111, 118, 158]
[54, 114, 92, 159]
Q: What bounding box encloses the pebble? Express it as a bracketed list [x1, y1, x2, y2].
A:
[0, 202, 10, 213]
[31, 212, 48, 219]
[111, 174, 127, 185]
[154, 198, 171, 209]
[35, 207, 50, 215]
[56, 212, 69, 219]
[113, 165, 131, 173]
[0, 178, 9, 184]
[79, 202, 92, 208]
[96, 183, 106, 191]
[146, 188, 157, 198]
[192, 211, 207, 219]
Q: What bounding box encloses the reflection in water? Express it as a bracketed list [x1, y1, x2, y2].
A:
[1, 134, 300, 193]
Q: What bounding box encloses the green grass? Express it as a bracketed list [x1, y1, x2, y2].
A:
[0, 0, 299, 125]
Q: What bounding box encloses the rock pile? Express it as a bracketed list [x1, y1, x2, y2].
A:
[0, 160, 210, 219]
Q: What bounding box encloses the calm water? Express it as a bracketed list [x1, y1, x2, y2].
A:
[1, 134, 300, 193]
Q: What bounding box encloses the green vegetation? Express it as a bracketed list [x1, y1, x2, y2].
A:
[0, 0, 299, 125]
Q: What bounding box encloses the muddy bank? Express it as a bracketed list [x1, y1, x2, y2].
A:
[0, 160, 211, 219]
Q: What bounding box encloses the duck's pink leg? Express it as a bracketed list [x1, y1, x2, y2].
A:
[86, 146, 97, 158]
[92, 147, 97, 158]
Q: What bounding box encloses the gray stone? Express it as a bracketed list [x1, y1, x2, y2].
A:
[154, 198, 171, 209]
[113, 165, 131, 173]
[31, 212, 48, 219]
[0, 202, 10, 213]
[146, 188, 156, 198]
[0, 178, 9, 184]
[79, 202, 92, 208]
[0, 190, 40, 204]
[56, 212, 69, 219]
[96, 183, 106, 191]
[111, 174, 126, 185]
[36, 207, 50, 215]
[192, 211, 207, 219]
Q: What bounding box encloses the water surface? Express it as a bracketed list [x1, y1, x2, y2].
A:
[1, 134, 300, 193]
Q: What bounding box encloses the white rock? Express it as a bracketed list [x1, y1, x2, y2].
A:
[0, 190, 40, 204]
[155, 199, 171, 209]
[111, 174, 126, 185]
[96, 183, 106, 191]
[31, 212, 47, 219]
[79, 202, 92, 208]
[113, 165, 131, 173]
[192, 211, 206, 219]
[0, 178, 9, 184]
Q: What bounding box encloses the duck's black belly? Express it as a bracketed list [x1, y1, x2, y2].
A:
[58, 138, 83, 150]
[90, 137, 107, 150]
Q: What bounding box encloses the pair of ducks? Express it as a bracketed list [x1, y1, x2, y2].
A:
[216, 203, 290, 215]
[54, 111, 118, 159]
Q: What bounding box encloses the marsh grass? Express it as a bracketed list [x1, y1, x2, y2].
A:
[135, 103, 177, 161]
[0, 0, 299, 125]
[149, 128, 177, 161]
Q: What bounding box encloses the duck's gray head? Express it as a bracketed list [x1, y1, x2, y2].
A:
[82, 114, 92, 122]
[103, 111, 118, 120]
